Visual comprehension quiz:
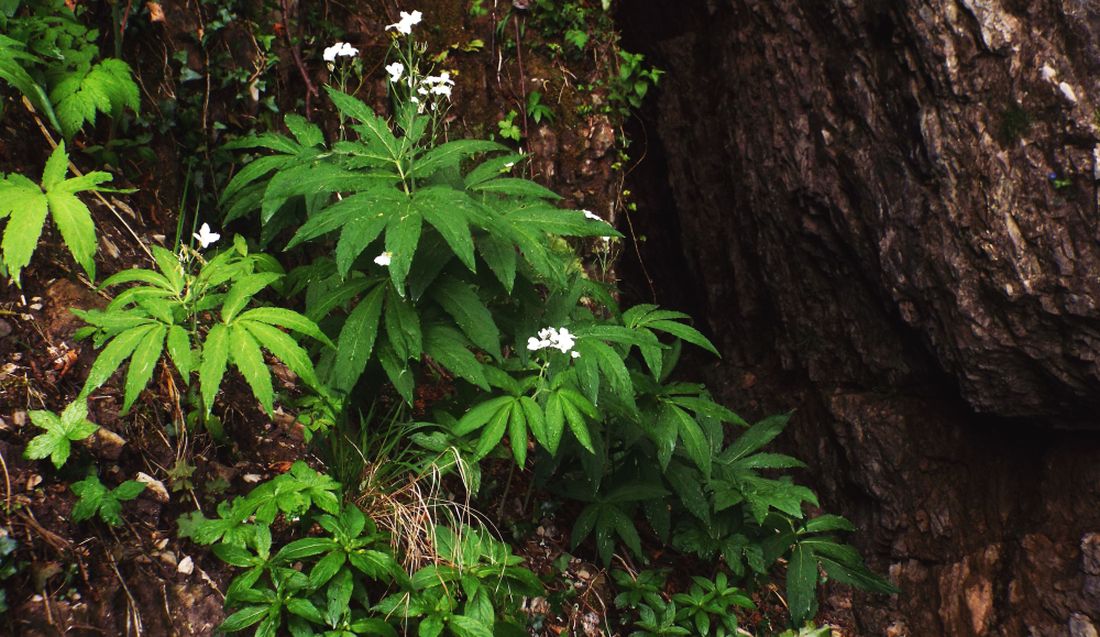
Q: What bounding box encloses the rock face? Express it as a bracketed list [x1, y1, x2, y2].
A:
[618, 0, 1100, 634]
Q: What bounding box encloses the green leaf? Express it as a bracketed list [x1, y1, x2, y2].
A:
[199, 323, 230, 415]
[453, 396, 513, 436]
[240, 320, 322, 389]
[474, 400, 511, 460]
[543, 392, 565, 455]
[666, 404, 712, 477]
[448, 615, 493, 637]
[383, 287, 421, 361]
[518, 396, 547, 451]
[384, 205, 422, 295]
[41, 141, 70, 190]
[330, 285, 384, 392]
[325, 87, 400, 160]
[802, 515, 856, 534]
[646, 318, 719, 356]
[236, 307, 334, 348]
[112, 480, 147, 501]
[221, 272, 282, 322]
[81, 323, 155, 396]
[335, 207, 388, 276]
[411, 139, 506, 179]
[559, 391, 595, 453]
[470, 178, 561, 200]
[283, 113, 324, 147]
[166, 325, 193, 379]
[721, 413, 791, 464]
[430, 277, 499, 358]
[421, 196, 476, 272]
[44, 188, 97, 280]
[476, 234, 516, 293]
[507, 401, 528, 467]
[423, 325, 488, 390]
[219, 605, 271, 632]
[122, 323, 166, 414]
[786, 543, 818, 626]
[229, 324, 274, 415]
[506, 206, 620, 238]
[0, 173, 48, 285]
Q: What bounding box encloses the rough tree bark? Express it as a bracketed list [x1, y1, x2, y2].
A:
[618, 1, 1100, 635]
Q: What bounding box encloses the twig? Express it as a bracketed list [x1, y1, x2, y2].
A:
[0, 448, 10, 515]
[20, 97, 155, 265]
[280, 0, 319, 118]
[513, 14, 528, 139]
[104, 545, 144, 636]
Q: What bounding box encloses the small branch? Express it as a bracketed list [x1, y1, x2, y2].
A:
[280, 0, 319, 118]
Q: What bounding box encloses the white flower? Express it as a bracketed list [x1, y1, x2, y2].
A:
[323, 42, 359, 62]
[193, 223, 220, 249]
[582, 209, 601, 222]
[429, 83, 452, 98]
[385, 62, 404, 82]
[423, 71, 454, 87]
[386, 10, 422, 35]
[527, 326, 577, 356]
[374, 252, 392, 267]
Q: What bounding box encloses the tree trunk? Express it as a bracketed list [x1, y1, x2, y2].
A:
[618, 1, 1100, 634]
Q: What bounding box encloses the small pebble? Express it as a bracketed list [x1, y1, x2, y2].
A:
[177, 555, 194, 575]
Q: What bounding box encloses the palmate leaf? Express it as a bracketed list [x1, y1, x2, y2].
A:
[0, 142, 111, 284]
[49, 58, 139, 139]
[229, 324, 274, 415]
[410, 139, 507, 180]
[199, 324, 230, 416]
[121, 322, 166, 414]
[24, 400, 98, 469]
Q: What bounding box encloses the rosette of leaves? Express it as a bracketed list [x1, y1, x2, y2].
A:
[73, 238, 333, 417]
[220, 87, 619, 404]
[23, 398, 97, 469]
[0, 141, 111, 284]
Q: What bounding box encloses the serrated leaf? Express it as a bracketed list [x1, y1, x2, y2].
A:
[721, 413, 791, 464]
[330, 285, 384, 392]
[236, 307, 334, 348]
[384, 204, 422, 295]
[430, 276, 499, 358]
[470, 177, 560, 200]
[229, 324, 274, 415]
[423, 325, 488, 390]
[666, 404, 711, 477]
[383, 287, 421, 361]
[476, 233, 516, 292]
[45, 187, 96, 279]
[81, 323, 155, 396]
[166, 325, 193, 379]
[283, 113, 324, 147]
[453, 396, 513, 436]
[0, 173, 47, 285]
[411, 139, 506, 179]
[199, 323, 230, 415]
[240, 320, 322, 389]
[787, 543, 818, 626]
[221, 272, 282, 322]
[122, 323, 165, 414]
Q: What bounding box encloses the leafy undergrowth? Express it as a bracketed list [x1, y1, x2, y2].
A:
[0, 2, 895, 636]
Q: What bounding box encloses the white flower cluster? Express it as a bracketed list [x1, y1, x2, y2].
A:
[386, 10, 422, 35]
[323, 41, 359, 63]
[527, 327, 580, 358]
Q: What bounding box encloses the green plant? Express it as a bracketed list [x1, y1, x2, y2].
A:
[374, 524, 543, 636]
[777, 624, 834, 637]
[0, 0, 139, 139]
[218, 24, 892, 630]
[23, 398, 98, 469]
[70, 472, 146, 526]
[73, 238, 333, 420]
[669, 572, 753, 636]
[497, 109, 522, 141]
[0, 141, 113, 284]
[607, 50, 663, 116]
[526, 90, 555, 124]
